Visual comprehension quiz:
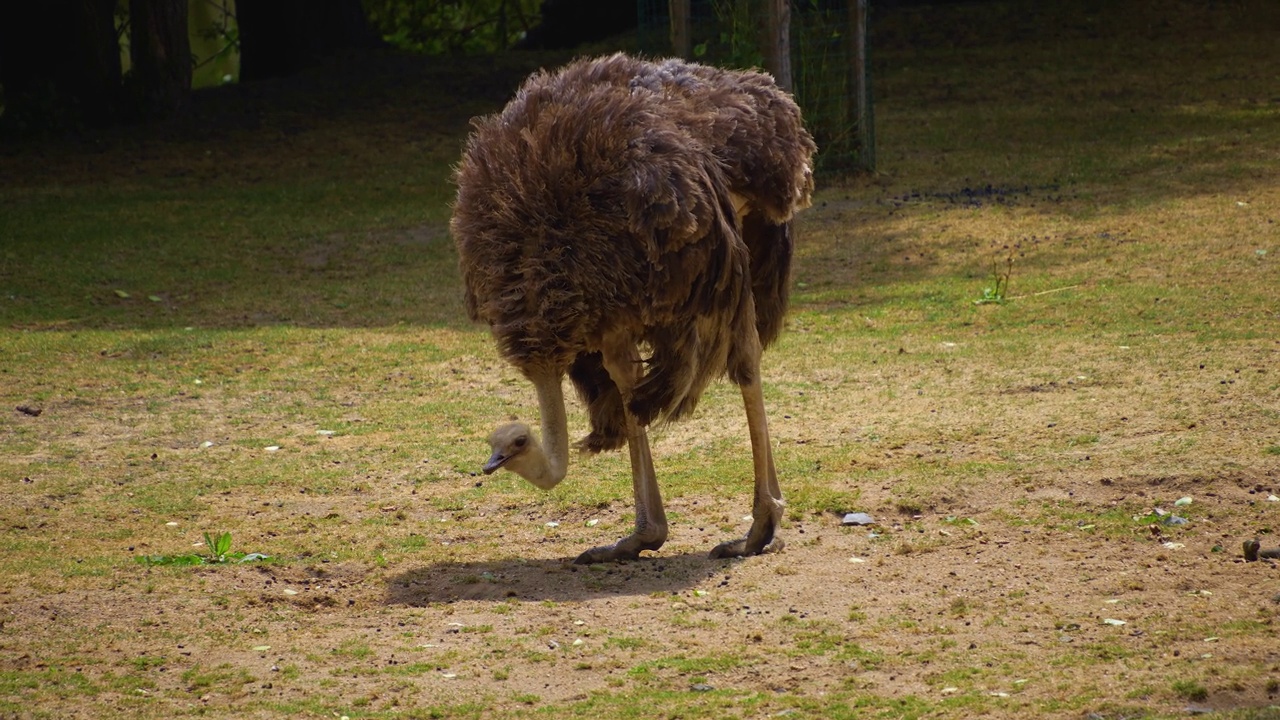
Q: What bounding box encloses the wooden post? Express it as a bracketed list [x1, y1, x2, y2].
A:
[765, 0, 792, 91]
[851, 0, 875, 170]
[669, 0, 691, 58]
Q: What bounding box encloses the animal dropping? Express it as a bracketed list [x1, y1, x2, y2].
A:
[452, 54, 816, 563]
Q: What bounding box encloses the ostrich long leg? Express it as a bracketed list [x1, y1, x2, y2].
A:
[574, 344, 669, 564]
[711, 375, 785, 559]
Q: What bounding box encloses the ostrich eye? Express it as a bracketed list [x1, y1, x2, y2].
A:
[513, 436, 527, 449]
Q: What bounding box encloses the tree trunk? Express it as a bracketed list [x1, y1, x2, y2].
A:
[130, 0, 192, 119]
[850, 0, 874, 170]
[0, 0, 121, 129]
[238, 0, 376, 82]
[764, 0, 792, 91]
[668, 0, 691, 58]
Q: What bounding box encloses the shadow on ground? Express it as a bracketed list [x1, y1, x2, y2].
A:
[385, 551, 723, 605]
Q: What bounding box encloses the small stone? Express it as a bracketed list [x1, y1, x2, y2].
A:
[842, 512, 875, 526]
[691, 683, 715, 692]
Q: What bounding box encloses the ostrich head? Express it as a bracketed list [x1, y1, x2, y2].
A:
[484, 422, 562, 490]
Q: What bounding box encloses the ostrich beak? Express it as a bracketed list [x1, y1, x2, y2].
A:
[482, 451, 508, 475]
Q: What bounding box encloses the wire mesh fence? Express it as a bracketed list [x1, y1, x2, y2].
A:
[638, 0, 872, 173]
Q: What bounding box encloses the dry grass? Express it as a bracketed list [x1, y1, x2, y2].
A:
[2, 1, 1280, 718]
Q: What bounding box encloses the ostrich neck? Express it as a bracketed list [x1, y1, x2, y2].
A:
[531, 371, 570, 485]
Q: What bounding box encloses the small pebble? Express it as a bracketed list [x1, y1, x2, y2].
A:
[843, 512, 875, 526]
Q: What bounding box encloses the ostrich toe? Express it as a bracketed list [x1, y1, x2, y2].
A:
[574, 533, 667, 564]
[710, 510, 785, 559]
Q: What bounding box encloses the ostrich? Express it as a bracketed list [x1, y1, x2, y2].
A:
[451, 53, 816, 563]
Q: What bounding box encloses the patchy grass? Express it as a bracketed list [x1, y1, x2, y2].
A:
[3, 0, 1280, 718]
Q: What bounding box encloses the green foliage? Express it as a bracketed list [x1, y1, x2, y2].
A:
[135, 532, 269, 566]
[1171, 679, 1209, 702]
[693, 0, 764, 69]
[975, 247, 1015, 305]
[364, 0, 542, 54]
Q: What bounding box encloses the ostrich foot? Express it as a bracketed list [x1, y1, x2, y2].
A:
[710, 535, 785, 559]
[710, 506, 784, 559]
[574, 534, 666, 564]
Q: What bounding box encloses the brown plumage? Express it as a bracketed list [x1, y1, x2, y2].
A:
[452, 53, 815, 563]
